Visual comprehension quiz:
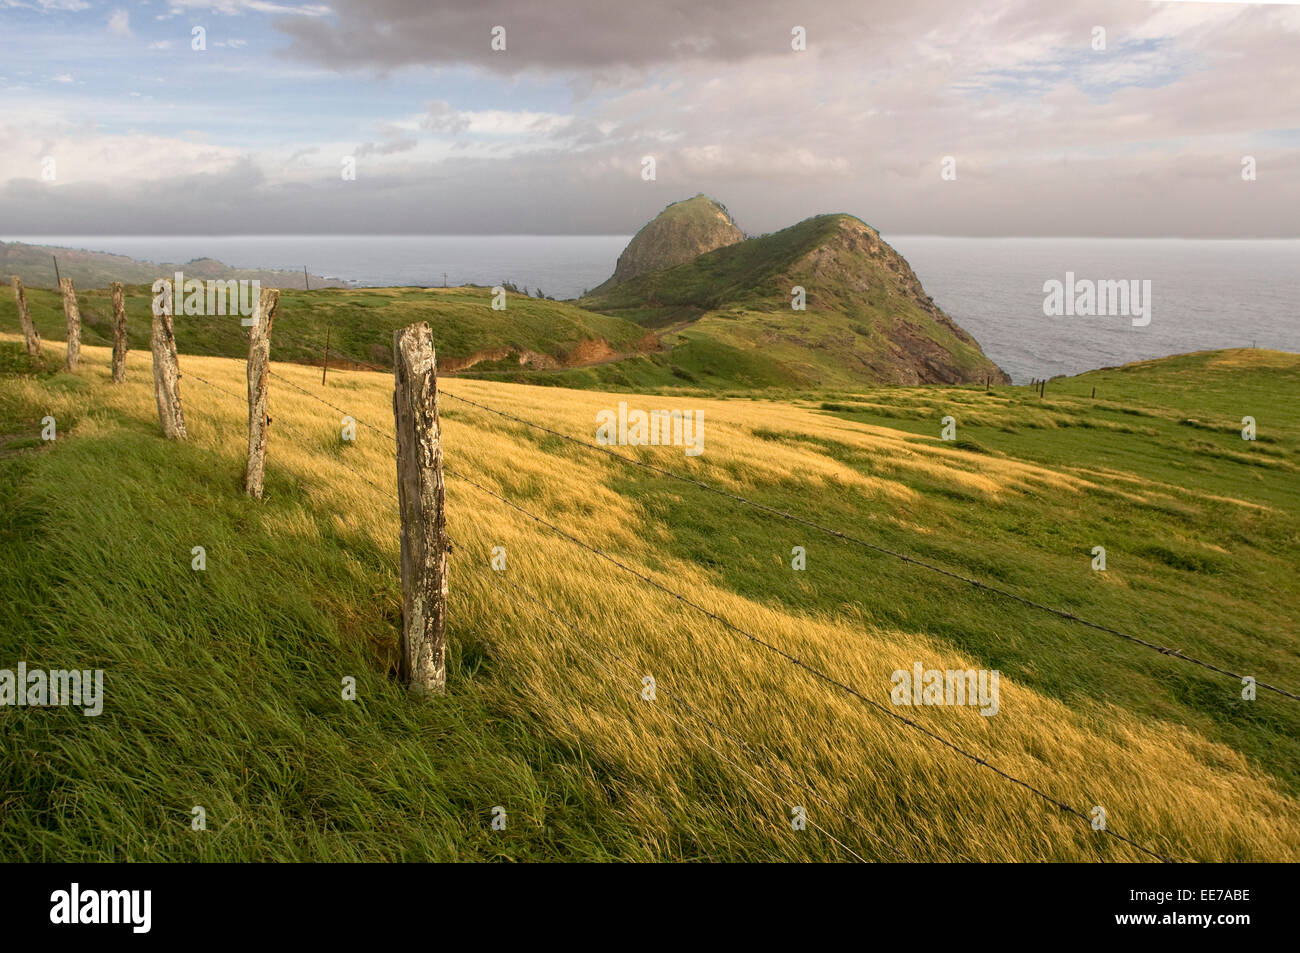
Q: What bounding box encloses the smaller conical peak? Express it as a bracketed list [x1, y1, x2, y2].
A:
[605, 194, 745, 285]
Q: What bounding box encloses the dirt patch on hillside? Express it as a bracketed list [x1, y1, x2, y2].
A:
[565, 339, 617, 365]
[443, 334, 662, 375]
[441, 348, 514, 373]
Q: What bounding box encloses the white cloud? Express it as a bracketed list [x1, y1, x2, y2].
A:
[108, 8, 132, 38]
[0, 122, 246, 185]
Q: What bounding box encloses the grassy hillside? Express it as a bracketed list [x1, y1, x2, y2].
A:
[2, 240, 344, 290]
[2, 333, 1297, 861]
[581, 214, 1009, 387]
[0, 283, 657, 376]
[0, 277, 989, 393]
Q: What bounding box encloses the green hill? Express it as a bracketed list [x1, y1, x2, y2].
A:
[588, 194, 744, 294]
[581, 213, 1009, 387]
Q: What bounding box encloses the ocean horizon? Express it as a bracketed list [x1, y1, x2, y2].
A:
[7, 233, 1297, 385]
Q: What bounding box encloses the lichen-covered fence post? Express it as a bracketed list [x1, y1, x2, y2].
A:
[392, 322, 448, 696]
[149, 278, 187, 440]
[10, 276, 40, 359]
[110, 281, 128, 383]
[244, 288, 280, 499]
[59, 277, 81, 372]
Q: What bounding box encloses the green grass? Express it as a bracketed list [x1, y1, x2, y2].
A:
[0, 343, 641, 861]
[2, 337, 1298, 861]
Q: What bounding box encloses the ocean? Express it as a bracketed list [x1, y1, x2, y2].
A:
[888, 237, 1300, 384]
[9, 234, 1298, 384]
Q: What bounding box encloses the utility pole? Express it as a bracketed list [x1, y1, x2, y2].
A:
[304, 266, 310, 292]
[52, 255, 61, 288]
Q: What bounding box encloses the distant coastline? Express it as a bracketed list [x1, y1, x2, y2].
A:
[6, 234, 1297, 384]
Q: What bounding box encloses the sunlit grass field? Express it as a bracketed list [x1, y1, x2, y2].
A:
[1, 332, 1298, 861]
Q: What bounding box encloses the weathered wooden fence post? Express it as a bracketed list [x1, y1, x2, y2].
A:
[244, 288, 281, 499]
[393, 322, 448, 696]
[110, 281, 128, 383]
[150, 279, 186, 440]
[60, 277, 81, 371]
[10, 276, 41, 359]
[321, 326, 330, 385]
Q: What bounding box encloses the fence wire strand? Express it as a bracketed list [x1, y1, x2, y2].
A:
[161, 335, 1263, 862]
[436, 388, 1298, 703]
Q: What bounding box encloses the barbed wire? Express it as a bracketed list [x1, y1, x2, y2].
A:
[442, 464, 1176, 862]
[185, 353, 902, 859]
[196, 351, 1300, 704]
[497, 575, 871, 861]
[175, 342, 402, 509]
[487, 572, 917, 862]
[171, 334, 1205, 861]
[436, 388, 1299, 702]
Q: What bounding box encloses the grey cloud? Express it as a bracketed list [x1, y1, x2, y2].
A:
[273, 0, 887, 72]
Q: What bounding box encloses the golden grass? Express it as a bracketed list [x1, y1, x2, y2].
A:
[9, 332, 1299, 862]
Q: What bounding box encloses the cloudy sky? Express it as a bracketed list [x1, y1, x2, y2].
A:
[1, 0, 1297, 236]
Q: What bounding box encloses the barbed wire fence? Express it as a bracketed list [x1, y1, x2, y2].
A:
[21, 290, 1298, 863]
[180, 323, 1193, 862]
